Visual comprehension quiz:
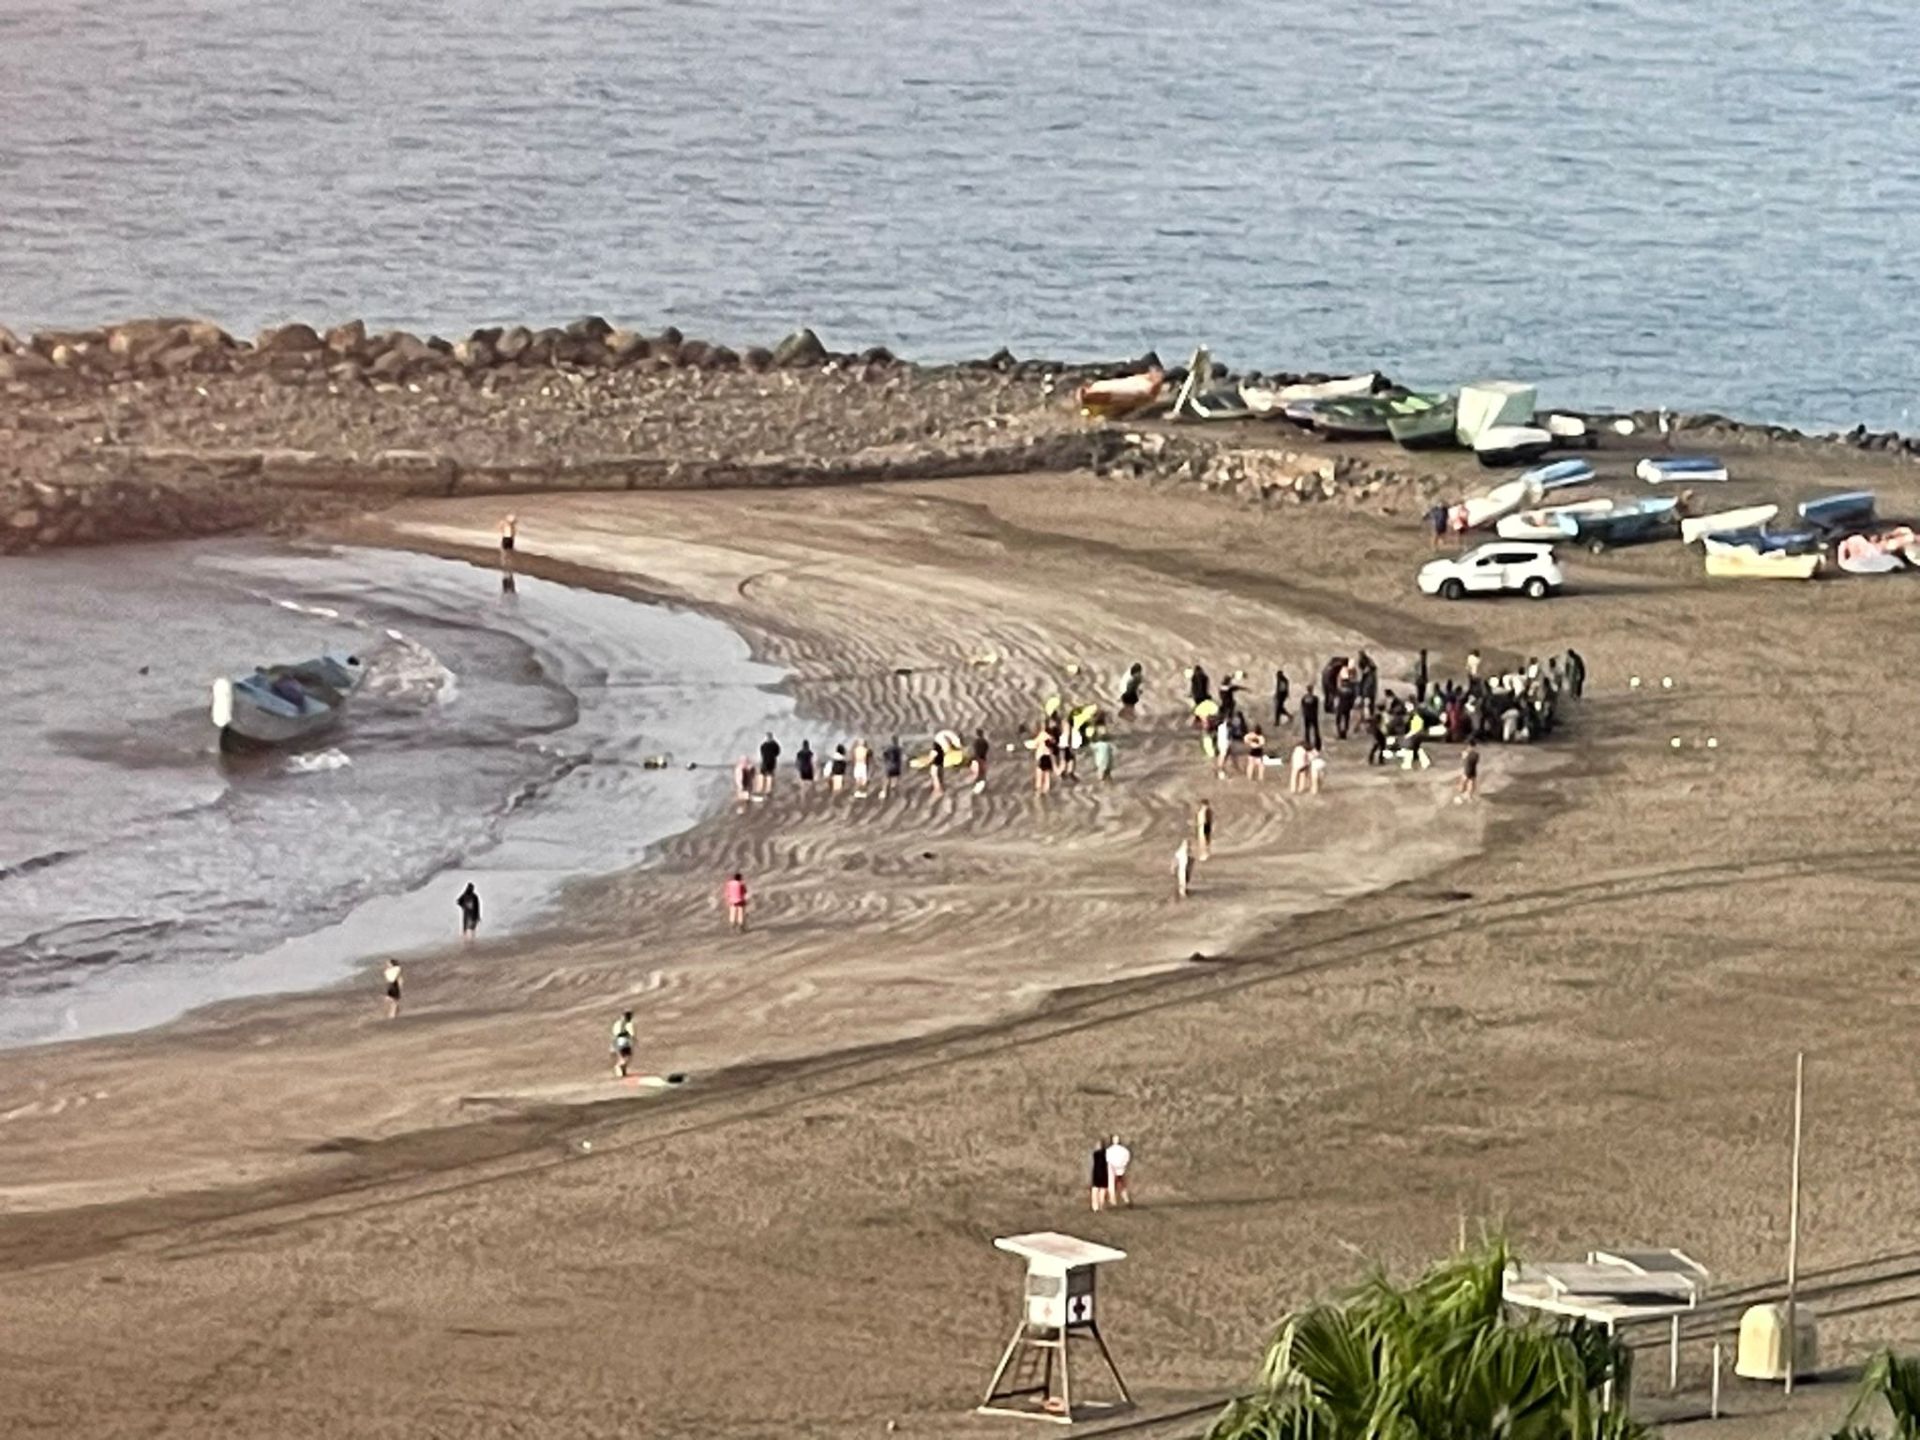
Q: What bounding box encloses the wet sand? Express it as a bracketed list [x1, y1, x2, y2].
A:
[10, 448, 1920, 1438]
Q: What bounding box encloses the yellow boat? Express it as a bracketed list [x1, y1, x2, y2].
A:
[1704, 549, 1822, 580]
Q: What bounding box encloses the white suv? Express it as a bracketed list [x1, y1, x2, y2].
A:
[1418, 542, 1564, 601]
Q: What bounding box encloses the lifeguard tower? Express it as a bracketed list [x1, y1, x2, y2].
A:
[978, 1232, 1132, 1424]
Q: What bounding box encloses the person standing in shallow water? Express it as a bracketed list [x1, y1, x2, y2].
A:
[756, 732, 780, 797]
[498, 513, 517, 569]
[795, 739, 816, 789]
[457, 883, 481, 943]
[383, 959, 403, 1020]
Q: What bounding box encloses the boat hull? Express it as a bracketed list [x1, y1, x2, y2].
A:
[212, 654, 364, 747]
[1705, 550, 1822, 580]
[1682, 504, 1780, 544]
[1473, 426, 1554, 468]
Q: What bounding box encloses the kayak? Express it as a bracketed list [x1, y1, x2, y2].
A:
[1682, 504, 1780, 544]
[1638, 455, 1729, 484]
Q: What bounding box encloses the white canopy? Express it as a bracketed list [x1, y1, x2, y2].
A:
[994, 1232, 1127, 1275]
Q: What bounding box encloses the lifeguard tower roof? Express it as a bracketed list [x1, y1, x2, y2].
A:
[994, 1233, 1127, 1272]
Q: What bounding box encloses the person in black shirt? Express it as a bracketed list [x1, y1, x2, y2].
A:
[1120, 663, 1144, 717]
[1272, 667, 1290, 725]
[881, 736, 905, 797]
[1299, 690, 1322, 750]
[969, 729, 990, 791]
[457, 883, 481, 943]
[795, 739, 816, 786]
[756, 732, 781, 796]
[1188, 664, 1211, 706]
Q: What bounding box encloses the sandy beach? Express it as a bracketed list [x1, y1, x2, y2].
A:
[10, 423, 1920, 1437]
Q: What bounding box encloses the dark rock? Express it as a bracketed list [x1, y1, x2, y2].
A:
[467, 325, 503, 348]
[152, 343, 207, 375]
[677, 339, 713, 369]
[0, 351, 56, 380]
[181, 321, 234, 351]
[771, 328, 829, 368]
[656, 325, 684, 348]
[257, 322, 323, 353]
[452, 338, 496, 369]
[0, 325, 19, 353]
[526, 328, 566, 364]
[858, 345, 897, 367]
[566, 315, 613, 342]
[425, 335, 453, 354]
[367, 334, 438, 377]
[604, 329, 649, 364]
[741, 346, 774, 371]
[495, 326, 533, 361]
[706, 344, 740, 371]
[324, 320, 367, 355]
[32, 328, 106, 357]
[649, 339, 682, 368]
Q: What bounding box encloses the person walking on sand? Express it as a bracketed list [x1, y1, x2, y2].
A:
[1195, 799, 1214, 861]
[610, 1010, 636, 1079]
[457, 882, 481, 943]
[1299, 689, 1322, 750]
[926, 739, 947, 798]
[1244, 723, 1267, 781]
[795, 738, 816, 789]
[1091, 731, 1115, 782]
[969, 729, 990, 792]
[881, 735, 904, 797]
[1289, 741, 1311, 794]
[1173, 837, 1192, 899]
[1120, 663, 1144, 718]
[1366, 709, 1389, 766]
[850, 737, 872, 799]
[1105, 1134, 1133, 1208]
[1457, 740, 1480, 802]
[383, 959, 403, 1020]
[828, 743, 849, 795]
[1272, 667, 1291, 726]
[498, 512, 517, 567]
[1089, 1138, 1110, 1212]
[756, 732, 780, 797]
[724, 871, 749, 931]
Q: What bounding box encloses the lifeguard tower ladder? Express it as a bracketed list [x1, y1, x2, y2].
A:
[978, 1232, 1132, 1424]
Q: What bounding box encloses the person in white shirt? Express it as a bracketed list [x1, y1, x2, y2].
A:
[1104, 1134, 1132, 1208]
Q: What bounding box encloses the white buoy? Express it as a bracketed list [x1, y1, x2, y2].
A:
[1662, 676, 1674, 689]
[581, 1141, 593, 1152]
[1630, 676, 1643, 689]
[1707, 737, 1719, 749]
[1670, 737, 1683, 748]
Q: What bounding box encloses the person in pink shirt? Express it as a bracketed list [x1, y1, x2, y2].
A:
[725, 872, 749, 931]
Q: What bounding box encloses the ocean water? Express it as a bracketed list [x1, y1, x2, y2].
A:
[1, 0, 1917, 430]
[0, 542, 787, 1047]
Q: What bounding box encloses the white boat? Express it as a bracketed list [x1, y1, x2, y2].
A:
[1473, 425, 1554, 467]
[1522, 458, 1596, 492]
[1497, 498, 1613, 541]
[1271, 373, 1378, 404]
[1456, 475, 1545, 530]
[1638, 455, 1729, 484]
[1456, 380, 1537, 445]
[212, 653, 365, 747]
[1681, 504, 1779, 545]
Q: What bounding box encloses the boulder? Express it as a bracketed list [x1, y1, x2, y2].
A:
[367, 333, 438, 377]
[705, 344, 740, 371]
[656, 325, 685, 348]
[181, 321, 233, 351]
[858, 345, 897, 367]
[106, 319, 196, 358]
[649, 338, 682, 368]
[452, 338, 497, 369]
[32, 328, 106, 357]
[0, 325, 18, 353]
[324, 319, 367, 355]
[677, 338, 713, 368]
[525, 328, 566, 364]
[256, 322, 323, 353]
[48, 344, 80, 369]
[604, 329, 649, 363]
[0, 352, 56, 380]
[741, 346, 774, 372]
[467, 325, 503, 348]
[566, 315, 613, 342]
[771, 328, 828, 368]
[495, 325, 533, 361]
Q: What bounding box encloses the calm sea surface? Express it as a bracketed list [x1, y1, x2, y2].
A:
[1, 0, 1917, 430]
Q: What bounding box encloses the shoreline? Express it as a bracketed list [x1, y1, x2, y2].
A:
[0, 475, 1514, 1215]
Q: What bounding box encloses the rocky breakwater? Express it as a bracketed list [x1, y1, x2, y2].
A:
[0, 318, 1130, 552]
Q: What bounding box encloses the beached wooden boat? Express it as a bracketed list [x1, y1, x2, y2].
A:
[1077, 368, 1164, 418]
[1704, 549, 1822, 580]
[1386, 394, 1458, 450]
[1473, 425, 1553, 467]
[1273, 373, 1378, 403]
[1682, 504, 1780, 544]
[1313, 397, 1394, 440]
[1496, 499, 1613, 541]
[212, 653, 365, 747]
[1553, 496, 1679, 551]
[1522, 458, 1596, 492]
[1638, 455, 1728, 484]
[1798, 491, 1875, 529]
[1455, 475, 1544, 531]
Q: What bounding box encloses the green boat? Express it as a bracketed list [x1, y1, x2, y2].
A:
[1386, 393, 1459, 450]
[1313, 396, 1396, 440]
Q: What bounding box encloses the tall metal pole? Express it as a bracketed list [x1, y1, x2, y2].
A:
[1785, 1051, 1805, 1396]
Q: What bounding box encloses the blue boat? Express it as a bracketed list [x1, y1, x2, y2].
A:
[1553, 496, 1680, 551]
[1798, 491, 1875, 529]
[211, 652, 365, 747]
[1522, 458, 1595, 492]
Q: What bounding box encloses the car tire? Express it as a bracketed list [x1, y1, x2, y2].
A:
[1524, 577, 1549, 600]
[1440, 579, 1465, 601]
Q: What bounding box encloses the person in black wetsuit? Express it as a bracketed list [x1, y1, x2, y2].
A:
[1415, 648, 1430, 704]
[881, 736, 905, 797]
[1272, 667, 1290, 725]
[756, 732, 781, 796]
[795, 739, 815, 787]
[1299, 690, 1322, 750]
[457, 883, 481, 943]
[1188, 664, 1211, 706]
[1120, 663, 1144, 718]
